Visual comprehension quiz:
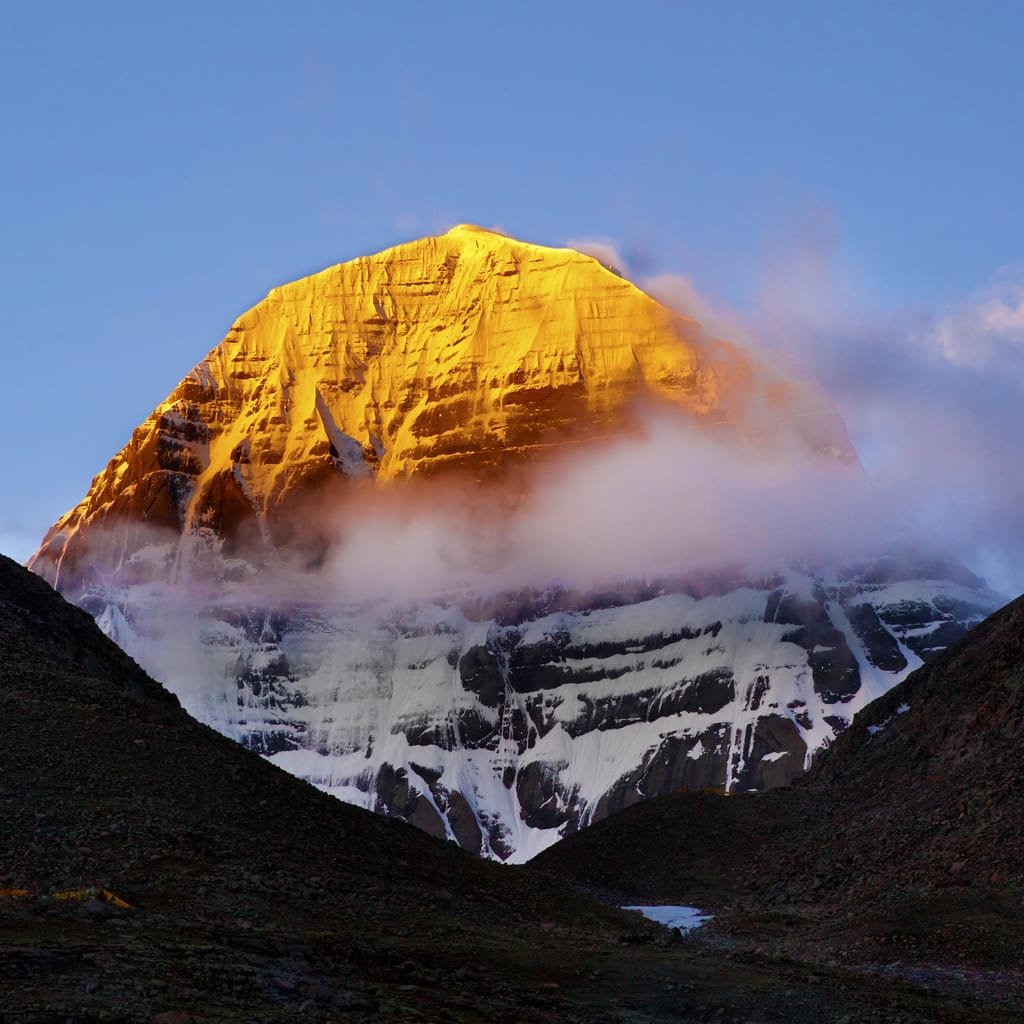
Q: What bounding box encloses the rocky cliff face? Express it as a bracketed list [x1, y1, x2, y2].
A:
[74, 551, 998, 862]
[29, 228, 997, 861]
[32, 225, 851, 588]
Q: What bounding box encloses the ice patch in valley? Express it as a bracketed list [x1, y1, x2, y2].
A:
[623, 905, 712, 933]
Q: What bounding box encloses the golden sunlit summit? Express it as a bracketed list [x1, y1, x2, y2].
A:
[34, 226, 847, 578]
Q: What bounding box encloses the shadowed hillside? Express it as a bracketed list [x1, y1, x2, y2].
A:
[536, 594, 1024, 1015]
[7, 553, 1009, 1022]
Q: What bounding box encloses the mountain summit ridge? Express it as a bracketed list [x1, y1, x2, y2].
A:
[32, 227, 850, 587]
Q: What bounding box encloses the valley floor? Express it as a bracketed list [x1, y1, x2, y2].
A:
[4, 883, 1023, 1024]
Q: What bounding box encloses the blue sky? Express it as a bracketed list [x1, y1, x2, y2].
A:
[2, 2, 1023, 591]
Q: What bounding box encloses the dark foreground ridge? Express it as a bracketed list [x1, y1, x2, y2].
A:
[2, 554, 1014, 1022]
[536, 591, 1024, 1019]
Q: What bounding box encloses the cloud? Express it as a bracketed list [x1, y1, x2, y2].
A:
[642, 272, 753, 344]
[735, 245, 1024, 597]
[568, 236, 758, 345]
[565, 237, 628, 275]
[929, 269, 1024, 370]
[58, 406, 896, 615]
[313, 416, 884, 603]
[571, 222, 1023, 598]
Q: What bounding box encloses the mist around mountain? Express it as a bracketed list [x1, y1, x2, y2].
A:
[587, 231, 1024, 601]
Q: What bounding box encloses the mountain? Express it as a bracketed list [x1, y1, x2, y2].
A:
[64, 554, 1000, 863]
[6, 552, 994, 1024]
[32, 224, 852, 587]
[28, 227, 1002, 861]
[534, 591, 1024, 985]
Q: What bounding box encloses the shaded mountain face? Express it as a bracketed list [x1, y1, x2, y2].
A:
[0, 550, 512, 898]
[4, 554, 1000, 1024]
[535, 592, 1024, 970]
[75, 554, 999, 862]
[27, 228, 1000, 860]
[782, 585, 1024, 910]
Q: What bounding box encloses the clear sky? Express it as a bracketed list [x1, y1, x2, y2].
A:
[2, 2, 1023, 592]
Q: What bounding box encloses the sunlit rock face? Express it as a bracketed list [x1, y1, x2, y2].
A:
[33, 226, 850, 585]
[29, 227, 1000, 861]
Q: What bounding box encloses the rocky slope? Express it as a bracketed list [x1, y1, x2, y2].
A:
[777, 583, 1024, 916]
[6, 553, 1001, 1024]
[535, 590, 1024, 1002]
[0, 551, 689, 1023]
[534, 582, 1024, 892]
